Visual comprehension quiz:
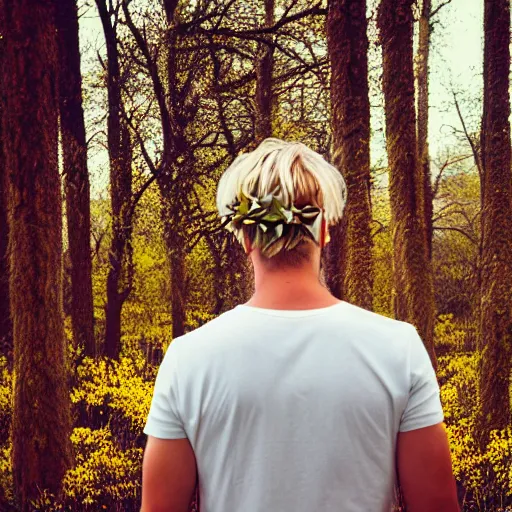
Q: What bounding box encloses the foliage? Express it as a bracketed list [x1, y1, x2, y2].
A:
[63, 427, 143, 508]
[71, 355, 154, 434]
[438, 351, 512, 509]
[432, 170, 480, 318]
[224, 193, 323, 257]
[371, 188, 393, 317]
[435, 313, 467, 354]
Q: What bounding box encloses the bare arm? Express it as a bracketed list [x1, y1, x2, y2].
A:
[397, 422, 459, 512]
[141, 436, 197, 512]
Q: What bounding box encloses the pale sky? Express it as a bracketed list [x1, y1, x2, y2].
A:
[78, 0, 485, 196]
[428, 0, 483, 156]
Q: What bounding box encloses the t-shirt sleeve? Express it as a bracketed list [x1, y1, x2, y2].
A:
[399, 324, 444, 432]
[143, 342, 187, 439]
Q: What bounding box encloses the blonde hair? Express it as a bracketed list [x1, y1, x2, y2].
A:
[216, 138, 347, 260]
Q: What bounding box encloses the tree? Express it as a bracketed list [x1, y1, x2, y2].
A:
[416, 0, 433, 259]
[478, 0, 512, 440]
[2, 0, 73, 508]
[56, 0, 96, 358]
[377, 0, 437, 366]
[416, 0, 452, 260]
[122, 0, 191, 339]
[326, 0, 373, 309]
[0, 24, 12, 370]
[97, 0, 133, 359]
[255, 0, 275, 142]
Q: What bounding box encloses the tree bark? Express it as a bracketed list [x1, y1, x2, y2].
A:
[97, 0, 133, 359]
[161, 192, 187, 339]
[0, 29, 13, 370]
[416, 0, 433, 259]
[56, 0, 96, 358]
[2, 0, 73, 508]
[326, 0, 373, 310]
[478, 0, 512, 442]
[255, 0, 275, 142]
[162, 0, 188, 339]
[377, 0, 437, 366]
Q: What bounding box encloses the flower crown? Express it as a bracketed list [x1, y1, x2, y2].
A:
[222, 193, 323, 255]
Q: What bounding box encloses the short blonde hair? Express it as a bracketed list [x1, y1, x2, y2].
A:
[216, 138, 347, 259]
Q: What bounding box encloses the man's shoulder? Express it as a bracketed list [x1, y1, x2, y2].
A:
[337, 300, 405, 325]
[337, 301, 416, 342]
[168, 302, 416, 355]
[166, 308, 239, 353]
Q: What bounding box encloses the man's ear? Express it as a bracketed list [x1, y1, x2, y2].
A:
[243, 231, 253, 254]
[320, 219, 330, 248]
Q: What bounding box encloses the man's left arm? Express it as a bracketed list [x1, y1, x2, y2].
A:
[142, 341, 197, 512]
[141, 435, 197, 512]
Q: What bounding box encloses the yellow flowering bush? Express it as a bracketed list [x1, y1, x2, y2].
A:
[63, 427, 143, 507]
[0, 356, 12, 433]
[28, 427, 142, 511]
[71, 356, 154, 434]
[0, 357, 13, 505]
[435, 314, 467, 353]
[438, 352, 479, 422]
[484, 427, 512, 496]
[0, 443, 13, 505]
[439, 352, 512, 508]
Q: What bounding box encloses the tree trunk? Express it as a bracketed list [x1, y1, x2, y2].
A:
[416, 0, 433, 259]
[478, 0, 512, 442]
[123, 0, 185, 338]
[2, 0, 73, 508]
[125, 0, 187, 339]
[97, 0, 133, 359]
[56, 0, 96, 358]
[255, 0, 275, 142]
[0, 32, 13, 370]
[326, 0, 373, 310]
[164, 207, 187, 340]
[377, 0, 437, 367]
[161, 0, 188, 339]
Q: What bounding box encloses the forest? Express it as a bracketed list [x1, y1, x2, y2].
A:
[0, 0, 511, 510]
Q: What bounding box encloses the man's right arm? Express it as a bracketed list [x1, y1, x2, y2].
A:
[397, 422, 460, 512]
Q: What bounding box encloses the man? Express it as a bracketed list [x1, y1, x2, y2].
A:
[141, 139, 459, 512]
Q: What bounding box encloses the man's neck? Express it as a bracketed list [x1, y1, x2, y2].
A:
[247, 266, 340, 311]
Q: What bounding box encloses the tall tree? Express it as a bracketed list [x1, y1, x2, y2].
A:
[161, 0, 188, 340]
[2, 0, 73, 508]
[478, 0, 512, 441]
[255, 0, 275, 142]
[326, 0, 373, 310]
[377, 0, 437, 366]
[56, 0, 96, 358]
[416, 0, 433, 259]
[97, 0, 133, 359]
[123, 0, 200, 339]
[0, 21, 13, 370]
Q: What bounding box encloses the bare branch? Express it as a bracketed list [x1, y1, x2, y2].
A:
[453, 91, 482, 179]
[432, 225, 478, 245]
[177, 4, 326, 37]
[431, 0, 453, 19]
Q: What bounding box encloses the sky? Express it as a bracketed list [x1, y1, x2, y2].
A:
[78, 0, 485, 196]
[428, 0, 483, 157]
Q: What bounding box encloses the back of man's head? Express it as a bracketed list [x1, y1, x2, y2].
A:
[216, 138, 347, 268]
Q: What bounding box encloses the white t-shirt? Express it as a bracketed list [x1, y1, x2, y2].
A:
[143, 301, 444, 512]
